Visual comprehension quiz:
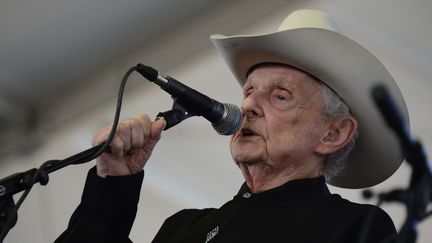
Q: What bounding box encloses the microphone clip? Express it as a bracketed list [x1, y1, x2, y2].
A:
[156, 97, 195, 130]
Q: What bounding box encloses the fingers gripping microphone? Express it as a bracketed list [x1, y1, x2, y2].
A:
[136, 64, 242, 135]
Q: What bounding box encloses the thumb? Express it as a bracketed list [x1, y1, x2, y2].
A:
[150, 118, 166, 141]
[142, 118, 166, 153]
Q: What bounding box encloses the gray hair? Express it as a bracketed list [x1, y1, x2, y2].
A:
[320, 84, 358, 180]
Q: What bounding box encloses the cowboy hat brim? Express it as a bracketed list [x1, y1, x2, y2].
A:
[211, 28, 409, 189]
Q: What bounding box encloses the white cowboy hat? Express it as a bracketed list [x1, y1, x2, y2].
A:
[211, 9, 409, 189]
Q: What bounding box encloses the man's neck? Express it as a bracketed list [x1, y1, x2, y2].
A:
[238, 159, 324, 193]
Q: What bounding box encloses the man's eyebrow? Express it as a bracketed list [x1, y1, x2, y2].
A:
[273, 77, 290, 85]
[244, 76, 294, 90]
[243, 78, 255, 90]
[269, 77, 296, 90]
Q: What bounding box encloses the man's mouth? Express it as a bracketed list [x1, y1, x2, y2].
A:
[240, 128, 257, 137]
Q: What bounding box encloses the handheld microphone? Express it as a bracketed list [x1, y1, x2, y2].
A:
[136, 64, 243, 135]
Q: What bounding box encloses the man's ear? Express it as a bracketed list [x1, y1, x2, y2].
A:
[315, 117, 358, 155]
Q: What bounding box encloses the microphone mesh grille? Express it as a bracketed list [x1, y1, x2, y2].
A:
[212, 103, 243, 135]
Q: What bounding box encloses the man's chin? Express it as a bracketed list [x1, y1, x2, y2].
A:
[232, 153, 264, 165]
[231, 142, 265, 162]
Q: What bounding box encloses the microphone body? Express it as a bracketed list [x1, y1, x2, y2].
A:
[136, 64, 242, 135]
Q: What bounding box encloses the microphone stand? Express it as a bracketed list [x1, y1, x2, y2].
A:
[365, 85, 432, 243]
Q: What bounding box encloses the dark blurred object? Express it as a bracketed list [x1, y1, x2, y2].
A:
[362, 84, 432, 243]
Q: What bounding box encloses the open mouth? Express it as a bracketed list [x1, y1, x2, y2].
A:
[240, 128, 257, 137]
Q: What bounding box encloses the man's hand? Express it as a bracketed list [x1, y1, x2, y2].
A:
[92, 114, 166, 178]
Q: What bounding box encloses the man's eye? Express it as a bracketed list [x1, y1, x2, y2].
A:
[276, 95, 286, 101]
[273, 93, 288, 101]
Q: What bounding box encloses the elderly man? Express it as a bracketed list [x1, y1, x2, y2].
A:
[56, 9, 408, 243]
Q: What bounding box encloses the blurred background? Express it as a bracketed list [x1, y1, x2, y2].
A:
[0, 0, 431, 242]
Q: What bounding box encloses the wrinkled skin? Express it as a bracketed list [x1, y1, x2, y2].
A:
[230, 64, 343, 192]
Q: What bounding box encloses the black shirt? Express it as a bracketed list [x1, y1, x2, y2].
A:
[55, 168, 397, 243]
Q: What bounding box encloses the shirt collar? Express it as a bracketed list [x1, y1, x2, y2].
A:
[235, 176, 331, 202]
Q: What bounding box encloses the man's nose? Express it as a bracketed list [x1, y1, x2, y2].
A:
[241, 93, 264, 119]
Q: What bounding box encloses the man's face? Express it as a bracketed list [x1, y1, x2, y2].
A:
[230, 64, 327, 168]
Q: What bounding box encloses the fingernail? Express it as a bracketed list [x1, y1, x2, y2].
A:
[155, 117, 167, 129]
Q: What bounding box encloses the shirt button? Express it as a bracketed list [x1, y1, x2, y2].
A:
[243, 192, 252, 198]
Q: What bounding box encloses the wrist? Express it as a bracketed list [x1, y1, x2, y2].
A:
[96, 163, 134, 178]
